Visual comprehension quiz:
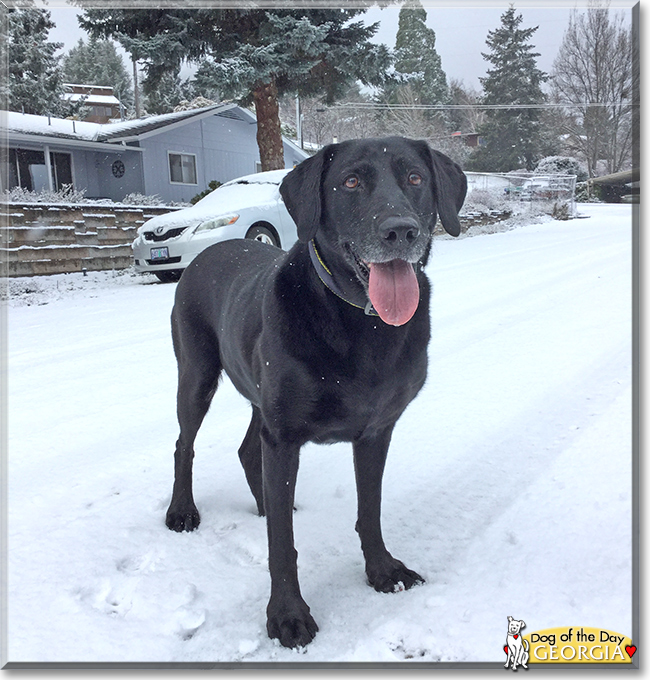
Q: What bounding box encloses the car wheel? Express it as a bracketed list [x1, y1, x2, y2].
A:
[155, 270, 183, 283]
[245, 225, 279, 247]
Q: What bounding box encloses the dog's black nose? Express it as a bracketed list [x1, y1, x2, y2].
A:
[381, 217, 420, 246]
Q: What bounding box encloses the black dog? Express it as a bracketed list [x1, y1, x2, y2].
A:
[166, 137, 467, 649]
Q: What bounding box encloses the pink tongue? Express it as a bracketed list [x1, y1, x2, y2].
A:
[368, 260, 420, 326]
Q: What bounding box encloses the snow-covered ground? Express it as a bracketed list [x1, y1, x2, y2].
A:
[4, 204, 634, 665]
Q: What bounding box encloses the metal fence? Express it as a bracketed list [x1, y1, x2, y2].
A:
[465, 172, 578, 218]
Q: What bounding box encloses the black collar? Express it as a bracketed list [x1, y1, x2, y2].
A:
[308, 239, 378, 316]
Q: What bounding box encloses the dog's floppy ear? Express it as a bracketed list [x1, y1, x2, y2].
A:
[280, 145, 332, 243]
[423, 145, 468, 237]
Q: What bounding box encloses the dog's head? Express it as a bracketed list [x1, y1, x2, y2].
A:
[280, 136, 466, 245]
[508, 617, 526, 635]
[280, 137, 467, 326]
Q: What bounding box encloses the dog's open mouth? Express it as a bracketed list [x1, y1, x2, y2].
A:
[347, 245, 420, 327]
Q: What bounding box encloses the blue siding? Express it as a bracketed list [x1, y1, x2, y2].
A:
[7, 107, 308, 204]
[139, 112, 308, 203]
[139, 114, 264, 203]
[283, 140, 309, 168]
[85, 149, 144, 201]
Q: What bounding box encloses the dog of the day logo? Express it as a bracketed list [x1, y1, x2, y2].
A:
[504, 617, 529, 670]
[503, 619, 636, 666]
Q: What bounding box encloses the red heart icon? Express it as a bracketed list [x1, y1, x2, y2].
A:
[625, 645, 637, 658]
[514, 634, 519, 639]
[504, 645, 508, 654]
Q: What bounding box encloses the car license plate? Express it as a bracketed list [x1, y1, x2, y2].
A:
[150, 247, 169, 261]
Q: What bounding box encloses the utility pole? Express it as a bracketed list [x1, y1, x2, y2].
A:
[295, 96, 303, 149]
[132, 57, 141, 118]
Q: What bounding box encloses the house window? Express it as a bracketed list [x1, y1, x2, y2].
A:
[1, 149, 72, 192]
[50, 152, 73, 191]
[168, 152, 197, 185]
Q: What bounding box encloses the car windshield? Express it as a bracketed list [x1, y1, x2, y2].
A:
[193, 181, 280, 211]
[221, 169, 289, 188]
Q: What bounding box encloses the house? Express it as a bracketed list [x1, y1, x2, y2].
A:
[0, 103, 309, 203]
[451, 131, 483, 148]
[63, 84, 123, 123]
[585, 168, 640, 203]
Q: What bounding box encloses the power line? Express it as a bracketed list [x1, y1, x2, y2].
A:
[330, 102, 631, 111]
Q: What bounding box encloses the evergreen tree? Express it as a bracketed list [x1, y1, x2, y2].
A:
[386, 0, 448, 108]
[378, 1, 451, 152]
[0, 5, 70, 116]
[468, 7, 548, 172]
[142, 66, 186, 115]
[78, 8, 390, 170]
[62, 38, 134, 111]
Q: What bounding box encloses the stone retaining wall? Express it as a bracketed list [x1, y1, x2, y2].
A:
[1, 201, 510, 277]
[1, 202, 181, 277]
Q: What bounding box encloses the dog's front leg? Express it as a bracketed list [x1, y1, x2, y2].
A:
[353, 428, 424, 593]
[262, 430, 318, 648]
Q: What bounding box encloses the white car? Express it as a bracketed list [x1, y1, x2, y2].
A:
[132, 169, 297, 282]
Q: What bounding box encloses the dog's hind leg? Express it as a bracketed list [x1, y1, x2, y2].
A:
[353, 427, 425, 592]
[238, 405, 265, 516]
[166, 329, 222, 532]
[262, 432, 318, 648]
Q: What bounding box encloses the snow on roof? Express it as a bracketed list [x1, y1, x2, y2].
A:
[64, 94, 121, 106]
[1, 110, 101, 141]
[0, 103, 239, 144]
[96, 103, 238, 141]
[64, 83, 114, 92]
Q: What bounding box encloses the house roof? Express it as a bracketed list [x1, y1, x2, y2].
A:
[96, 103, 243, 142]
[1, 104, 308, 161]
[586, 168, 640, 186]
[1, 110, 101, 141]
[64, 93, 122, 106]
[0, 103, 245, 145]
[64, 83, 115, 95]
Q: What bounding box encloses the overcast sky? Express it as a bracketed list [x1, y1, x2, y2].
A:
[45, 2, 636, 92]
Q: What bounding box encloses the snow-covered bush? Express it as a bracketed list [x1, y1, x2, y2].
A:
[121, 192, 164, 206]
[2, 184, 87, 204]
[534, 156, 587, 182]
[1, 185, 188, 207]
[462, 188, 510, 215]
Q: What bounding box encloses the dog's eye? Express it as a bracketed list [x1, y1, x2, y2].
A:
[344, 175, 359, 189]
[408, 173, 422, 186]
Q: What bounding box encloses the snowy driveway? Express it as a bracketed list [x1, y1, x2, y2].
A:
[5, 204, 634, 664]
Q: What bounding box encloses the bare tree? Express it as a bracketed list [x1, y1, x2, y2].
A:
[552, 2, 634, 176]
[380, 83, 443, 140]
[448, 78, 486, 134]
[280, 86, 384, 150]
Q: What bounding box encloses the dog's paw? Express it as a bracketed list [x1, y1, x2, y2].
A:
[166, 504, 201, 532]
[267, 598, 319, 649]
[367, 558, 425, 593]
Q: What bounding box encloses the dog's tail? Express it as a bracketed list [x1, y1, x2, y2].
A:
[523, 639, 530, 651]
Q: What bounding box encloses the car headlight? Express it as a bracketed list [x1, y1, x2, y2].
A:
[194, 214, 239, 233]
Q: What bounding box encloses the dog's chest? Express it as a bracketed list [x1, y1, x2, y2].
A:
[507, 634, 523, 647]
[301, 343, 427, 441]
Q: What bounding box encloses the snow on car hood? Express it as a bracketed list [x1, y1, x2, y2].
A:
[138, 169, 292, 234]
